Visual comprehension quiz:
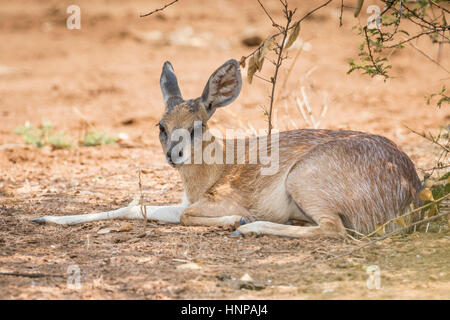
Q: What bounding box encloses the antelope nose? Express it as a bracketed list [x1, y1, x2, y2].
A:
[166, 151, 173, 164]
[166, 149, 184, 165]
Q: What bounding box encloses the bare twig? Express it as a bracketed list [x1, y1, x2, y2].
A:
[300, 86, 317, 128]
[427, 148, 449, 178]
[140, 0, 180, 18]
[384, 30, 443, 49]
[138, 168, 147, 226]
[0, 271, 64, 278]
[257, 0, 282, 30]
[405, 125, 450, 152]
[73, 106, 94, 128]
[438, 11, 445, 63]
[254, 73, 272, 83]
[244, 0, 333, 60]
[418, 164, 450, 172]
[429, 0, 450, 15]
[404, 36, 450, 74]
[297, 0, 334, 24]
[267, 2, 294, 136]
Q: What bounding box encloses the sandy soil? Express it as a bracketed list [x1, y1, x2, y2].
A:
[0, 0, 449, 299]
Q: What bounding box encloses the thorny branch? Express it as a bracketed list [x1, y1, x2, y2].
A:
[430, 0, 450, 15]
[363, 26, 385, 76]
[352, 0, 450, 83]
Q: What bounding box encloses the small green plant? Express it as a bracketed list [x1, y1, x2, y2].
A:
[347, 28, 392, 80]
[426, 86, 450, 108]
[14, 122, 119, 149]
[48, 131, 72, 149]
[14, 122, 44, 148]
[14, 121, 72, 148]
[82, 130, 117, 146]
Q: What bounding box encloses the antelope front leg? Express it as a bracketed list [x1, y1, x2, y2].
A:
[180, 200, 250, 229]
[31, 205, 186, 226]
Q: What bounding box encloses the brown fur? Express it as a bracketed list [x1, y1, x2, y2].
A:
[159, 102, 422, 235]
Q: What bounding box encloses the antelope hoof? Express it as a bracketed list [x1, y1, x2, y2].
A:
[240, 217, 247, 225]
[230, 230, 243, 237]
[31, 217, 47, 225]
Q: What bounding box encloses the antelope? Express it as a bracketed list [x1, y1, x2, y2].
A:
[32, 59, 422, 238]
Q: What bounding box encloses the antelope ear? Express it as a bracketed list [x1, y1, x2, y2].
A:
[200, 59, 242, 118]
[160, 61, 183, 109]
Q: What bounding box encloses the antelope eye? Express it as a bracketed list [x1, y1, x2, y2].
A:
[159, 124, 167, 139]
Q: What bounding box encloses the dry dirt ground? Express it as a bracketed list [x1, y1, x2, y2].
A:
[0, 0, 449, 299]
